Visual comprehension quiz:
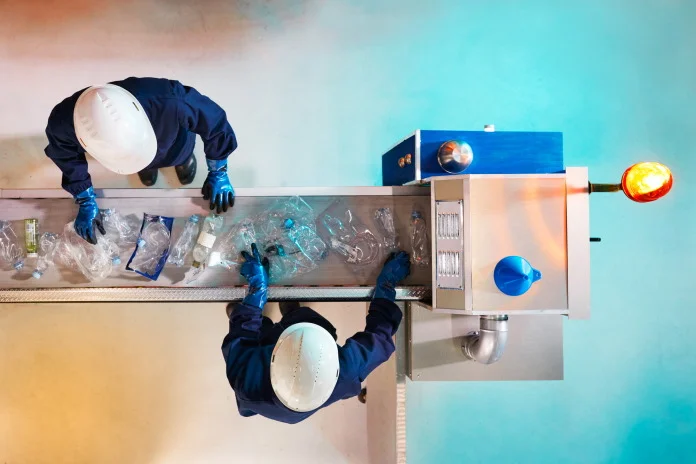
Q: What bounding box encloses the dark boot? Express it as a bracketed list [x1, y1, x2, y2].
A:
[279, 301, 301, 317]
[137, 168, 158, 187]
[175, 155, 197, 185]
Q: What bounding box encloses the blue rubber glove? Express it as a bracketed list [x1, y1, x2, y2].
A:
[202, 159, 235, 214]
[374, 251, 411, 301]
[74, 187, 105, 245]
[240, 243, 270, 309]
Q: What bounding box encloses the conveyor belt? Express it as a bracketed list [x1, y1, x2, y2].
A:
[0, 187, 432, 302]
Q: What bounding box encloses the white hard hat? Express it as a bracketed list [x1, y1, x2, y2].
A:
[73, 84, 157, 175]
[270, 322, 340, 412]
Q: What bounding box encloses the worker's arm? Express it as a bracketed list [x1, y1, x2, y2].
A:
[341, 298, 403, 381]
[177, 83, 237, 213]
[221, 302, 265, 389]
[341, 251, 411, 381]
[44, 107, 93, 196]
[177, 85, 238, 162]
[221, 243, 270, 390]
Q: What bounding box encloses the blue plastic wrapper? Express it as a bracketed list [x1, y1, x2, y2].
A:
[126, 213, 174, 281]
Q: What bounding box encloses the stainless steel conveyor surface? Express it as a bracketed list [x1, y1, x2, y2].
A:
[0, 187, 432, 302]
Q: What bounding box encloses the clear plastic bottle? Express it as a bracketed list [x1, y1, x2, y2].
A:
[374, 208, 399, 251]
[0, 220, 25, 270]
[32, 232, 60, 279]
[410, 211, 430, 267]
[192, 214, 225, 268]
[168, 215, 201, 267]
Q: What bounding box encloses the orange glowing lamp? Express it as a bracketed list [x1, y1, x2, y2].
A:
[590, 162, 673, 203]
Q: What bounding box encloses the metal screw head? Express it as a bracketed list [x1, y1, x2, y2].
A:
[398, 157, 406, 168]
[405, 153, 412, 164]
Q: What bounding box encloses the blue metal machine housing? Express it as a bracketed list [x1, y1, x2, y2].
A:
[381, 129, 564, 186]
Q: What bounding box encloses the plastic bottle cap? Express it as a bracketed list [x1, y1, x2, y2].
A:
[112, 257, 121, 265]
[284, 218, 295, 229]
[189, 215, 200, 223]
[13, 261, 24, 271]
[32, 270, 42, 279]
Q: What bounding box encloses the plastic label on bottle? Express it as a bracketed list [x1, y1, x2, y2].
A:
[197, 232, 217, 248]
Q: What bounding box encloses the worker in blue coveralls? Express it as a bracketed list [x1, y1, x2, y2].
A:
[222, 244, 411, 423]
[44, 77, 237, 244]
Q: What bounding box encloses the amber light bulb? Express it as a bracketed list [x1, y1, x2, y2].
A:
[620, 162, 673, 203]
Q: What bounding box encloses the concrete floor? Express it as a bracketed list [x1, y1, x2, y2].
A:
[0, 301, 370, 464]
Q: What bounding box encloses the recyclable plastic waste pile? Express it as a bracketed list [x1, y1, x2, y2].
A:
[0, 197, 432, 286]
[204, 196, 329, 283]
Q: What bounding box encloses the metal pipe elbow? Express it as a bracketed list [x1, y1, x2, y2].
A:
[461, 315, 509, 364]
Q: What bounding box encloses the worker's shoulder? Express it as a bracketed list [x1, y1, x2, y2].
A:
[46, 87, 85, 132]
[111, 76, 187, 100]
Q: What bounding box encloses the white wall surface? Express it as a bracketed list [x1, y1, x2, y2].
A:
[0, 0, 419, 190]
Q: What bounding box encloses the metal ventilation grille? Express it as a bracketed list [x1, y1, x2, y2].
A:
[435, 200, 464, 290]
[437, 251, 461, 277]
[437, 213, 460, 239]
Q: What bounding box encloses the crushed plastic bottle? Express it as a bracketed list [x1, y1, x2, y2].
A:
[168, 215, 201, 267]
[101, 208, 140, 265]
[192, 214, 225, 268]
[410, 211, 430, 267]
[32, 232, 60, 279]
[0, 220, 25, 271]
[56, 222, 114, 282]
[129, 219, 172, 276]
[102, 209, 140, 246]
[374, 207, 399, 251]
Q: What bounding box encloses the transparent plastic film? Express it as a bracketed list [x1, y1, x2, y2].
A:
[210, 218, 256, 270]
[318, 200, 381, 271]
[210, 196, 327, 283]
[55, 222, 114, 282]
[0, 220, 25, 271]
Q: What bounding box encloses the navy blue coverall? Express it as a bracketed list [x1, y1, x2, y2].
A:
[221, 299, 403, 424]
[44, 77, 238, 196]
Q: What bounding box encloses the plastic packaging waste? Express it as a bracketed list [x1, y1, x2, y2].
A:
[207, 196, 327, 283]
[32, 232, 60, 279]
[168, 215, 201, 267]
[208, 218, 256, 270]
[318, 201, 381, 268]
[374, 207, 399, 251]
[55, 222, 114, 282]
[126, 214, 174, 280]
[25, 218, 39, 258]
[192, 214, 225, 268]
[0, 220, 25, 271]
[410, 211, 430, 267]
[101, 208, 140, 264]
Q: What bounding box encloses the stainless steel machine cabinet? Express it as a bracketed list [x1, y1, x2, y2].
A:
[407, 168, 590, 382]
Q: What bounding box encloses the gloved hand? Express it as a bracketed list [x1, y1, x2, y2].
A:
[374, 251, 411, 301]
[202, 159, 235, 214]
[74, 186, 105, 245]
[240, 243, 270, 309]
